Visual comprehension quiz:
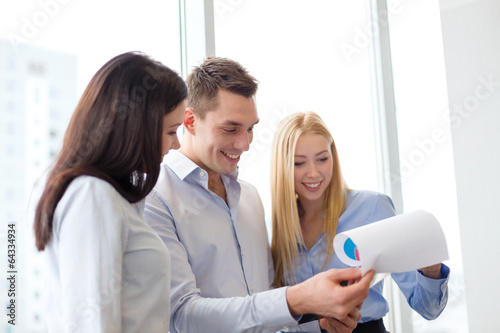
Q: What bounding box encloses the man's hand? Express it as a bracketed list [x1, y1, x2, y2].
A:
[286, 268, 374, 320]
[319, 302, 363, 333]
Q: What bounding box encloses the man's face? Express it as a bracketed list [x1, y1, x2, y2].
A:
[192, 89, 259, 177]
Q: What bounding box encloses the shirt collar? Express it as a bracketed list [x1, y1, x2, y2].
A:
[164, 149, 200, 180]
[164, 149, 240, 182]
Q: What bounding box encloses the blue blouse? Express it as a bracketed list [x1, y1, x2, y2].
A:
[288, 190, 449, 322]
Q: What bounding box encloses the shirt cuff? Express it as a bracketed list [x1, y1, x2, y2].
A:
[417, 264, 450, 291]
[254, 287, 298, 331]
[280, 318, 322, 333]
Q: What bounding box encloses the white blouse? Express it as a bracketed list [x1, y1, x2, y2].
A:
[43, 176, 170, 333]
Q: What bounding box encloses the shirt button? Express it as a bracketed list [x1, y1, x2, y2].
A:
[200, 171, 205, 177]
[241, 251, 245, 256]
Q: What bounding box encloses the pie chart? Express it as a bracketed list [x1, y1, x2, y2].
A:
[343, 237, 360, 261]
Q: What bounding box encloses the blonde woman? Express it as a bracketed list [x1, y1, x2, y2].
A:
[271, 112, 449, 333]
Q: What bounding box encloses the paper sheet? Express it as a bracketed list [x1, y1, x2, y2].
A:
[333, 210, 449, 275]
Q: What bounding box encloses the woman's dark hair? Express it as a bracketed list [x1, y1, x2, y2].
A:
[34, 51, 187, 251]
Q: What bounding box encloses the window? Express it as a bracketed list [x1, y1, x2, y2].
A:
[214, 0, 378, 218]
[5, 145, 15, 156]
[1, 2, 182, 331]
[6, 79, 16, 92]
[28, 62, 46, 75]
[6, 123, 16, 135]
[6, 101, 15, 113]
[387, 0, 467, 332]
[49, 86, 58, 99]
[7, 57, 16, 71]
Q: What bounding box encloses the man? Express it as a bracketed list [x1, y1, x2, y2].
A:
[144, 56, 374, 333]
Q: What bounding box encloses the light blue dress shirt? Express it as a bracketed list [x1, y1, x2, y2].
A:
[144, 150, 319, 333]
[288, 190, 450, 323]
[43, 176, 171, 332]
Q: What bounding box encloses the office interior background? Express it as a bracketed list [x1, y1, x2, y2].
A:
[1, 0, 498, 332]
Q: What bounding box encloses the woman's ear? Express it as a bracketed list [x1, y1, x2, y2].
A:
[184, 107, 196, 135]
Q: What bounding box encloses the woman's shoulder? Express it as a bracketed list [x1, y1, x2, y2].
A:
[53, 176, 131, 237]
[337, 190, 395, 228]
[346, 189, 393, 206]
[58, 175, 127, 215]
[344, 189, 396, 224]
[67, 175, 121, 197]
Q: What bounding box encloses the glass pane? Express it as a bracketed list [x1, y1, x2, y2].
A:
[214, 0, 378, 222]
[0, 1, 180, 331]
[387, 0, 468, 332]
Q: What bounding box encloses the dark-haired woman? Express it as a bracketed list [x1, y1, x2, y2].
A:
[33, 52, 187, 332]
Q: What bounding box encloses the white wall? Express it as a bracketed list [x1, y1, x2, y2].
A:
[439, 0, 500, 331]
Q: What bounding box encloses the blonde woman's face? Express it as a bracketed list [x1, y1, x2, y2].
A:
[293, 133, 333, 204]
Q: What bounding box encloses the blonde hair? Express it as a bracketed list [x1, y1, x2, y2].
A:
[271, 111, 348, 287]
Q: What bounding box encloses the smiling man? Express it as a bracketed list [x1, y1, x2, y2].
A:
[144, 56, 374, 333]
[183, 88, 258, 204]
